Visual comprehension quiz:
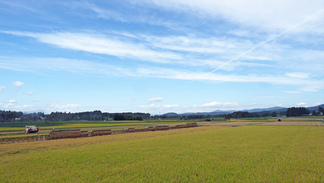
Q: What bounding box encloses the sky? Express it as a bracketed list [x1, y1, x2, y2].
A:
[0, 0, 323, 114]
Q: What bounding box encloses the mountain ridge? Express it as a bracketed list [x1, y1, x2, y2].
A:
[163, 104, 324, 117]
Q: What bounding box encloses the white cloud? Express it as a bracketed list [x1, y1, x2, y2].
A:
[136, 67, 324, 92]
[0, 1, 322, 114]
[138, 101, 242, 114]
[110, 108, 125, 112]
[201, 101, 239, 108]
[22, 105, 33, 108]
[46, 103, 81, 112]
[3, 31, 181, 64]
[2, 30, 323, 76]
[27, 91, 37, 95]
[1, 56, 323, 92]
[7, 103, 14, 107]
[163, 104, 179, 108]
[0, 57, 134, 77]
[286, 72, 310, 79]
[144, 0, 324, 32]
[139, 104, 179, 109]
[9, 100, 16, 103]
[283, 91, 301, 94]
[68, 2, 180, 30]
[142, 35, 237, 54]
[138, 104, 160, 110]
[87, 3, 127, 22]
[296, 102, 307, 107]
[148, 97, 163, 102]
[12, 81, 24, 88]
[0, 31, 286, 72]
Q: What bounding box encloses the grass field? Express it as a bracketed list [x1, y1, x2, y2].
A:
[1, 125, 323, 182]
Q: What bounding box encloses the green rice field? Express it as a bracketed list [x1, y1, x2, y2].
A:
[1, 125, 323, 182]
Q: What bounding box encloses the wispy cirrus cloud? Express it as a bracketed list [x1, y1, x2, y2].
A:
[0, 56, 134, 77]
[286, 72, 310, 79]
[2, 31, 182, 64]
[1, 30, 271, 72]
[142, 0, 324, 32]
[67, 1, 183, 30]
[136, 67, 324, 92]
[2, 30, 323, 75]
[1, 56, 323, 92]
[283, 91, 301, 94]
[0, 1, 42, 14]
[136, 67, 320, 85]
[0, 1, 323, 114]
[86, 3, 127, 22]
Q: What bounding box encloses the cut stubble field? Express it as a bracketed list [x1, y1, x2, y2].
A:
[0, 125, 323, 182]
[200, 121, 324, 126]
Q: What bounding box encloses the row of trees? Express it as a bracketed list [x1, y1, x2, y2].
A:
[286, 107, 310, 117]
[0, 110, 24, 122]
[224, 111, 278, 121]
[178, 111, 281, 121]
[287, 107, 324, 117]
[223, 107, 324, 120]
[312, 107, 324, 116]
[47, 111, 150, 121]
[0, 110, 150, 122]
[113, 113, 146, 121]
[1, 107, 323, 122]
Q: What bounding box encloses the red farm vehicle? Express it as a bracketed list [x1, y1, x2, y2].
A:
[25, 126, 39, 134]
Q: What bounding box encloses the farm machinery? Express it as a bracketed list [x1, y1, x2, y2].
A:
[25, 125, 39, 134]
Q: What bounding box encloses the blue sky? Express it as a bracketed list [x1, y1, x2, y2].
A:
[0, 0, 323, 114]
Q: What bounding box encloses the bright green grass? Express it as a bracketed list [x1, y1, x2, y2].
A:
[1, 126, 323, 182]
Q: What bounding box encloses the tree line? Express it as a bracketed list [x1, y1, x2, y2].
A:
[0, 110, 150, 122]
[1, 107, 323, 122]
[286, 107, 324, 117]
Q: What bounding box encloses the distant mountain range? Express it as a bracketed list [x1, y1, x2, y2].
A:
[163, 110, 235, 117]
[243, 106, 288, 113]
[163, 104, 324, 117]
[306, 104, 324, 112]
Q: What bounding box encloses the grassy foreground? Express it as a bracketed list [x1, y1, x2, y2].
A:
[0, 126, 323, 182]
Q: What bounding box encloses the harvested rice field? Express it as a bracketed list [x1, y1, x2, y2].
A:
[199, 121, 265, 126]
[1, 125, 323, 182]
[258, 121, 324, 126]
[199, 120, 324, 126]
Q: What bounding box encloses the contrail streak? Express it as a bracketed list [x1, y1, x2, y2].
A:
[188, 8, 324, 84]
[209, 18, 309, 74]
